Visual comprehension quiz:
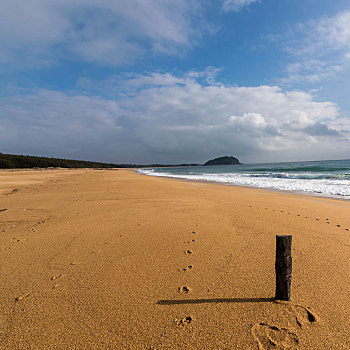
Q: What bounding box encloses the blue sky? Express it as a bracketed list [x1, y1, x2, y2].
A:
[1, 0, 350, 164]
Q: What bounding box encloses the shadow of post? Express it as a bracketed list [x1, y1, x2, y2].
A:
[157, 297, 275, 305]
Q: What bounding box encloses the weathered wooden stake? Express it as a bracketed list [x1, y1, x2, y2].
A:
[275, 235, 292, 301]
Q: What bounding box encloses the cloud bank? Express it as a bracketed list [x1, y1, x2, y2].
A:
[0, 0, 207, 68]
[0, 0, 263, 69]
[1, 71, 347, 164]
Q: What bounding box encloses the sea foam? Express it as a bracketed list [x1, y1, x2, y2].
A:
[138, 162, 350, 199]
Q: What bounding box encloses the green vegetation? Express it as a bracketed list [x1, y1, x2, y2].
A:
[0, 153, 119, 169]
[0, 153, 200, 169]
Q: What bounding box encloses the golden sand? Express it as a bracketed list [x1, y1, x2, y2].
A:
[0, 169, 349, 349]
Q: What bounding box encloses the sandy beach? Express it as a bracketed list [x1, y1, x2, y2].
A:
[0, 168, 349, 349]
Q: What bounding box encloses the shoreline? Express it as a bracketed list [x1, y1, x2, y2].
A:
[136, 168, 350, 202]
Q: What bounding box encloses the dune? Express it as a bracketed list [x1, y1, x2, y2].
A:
[0, 168, 349, 349]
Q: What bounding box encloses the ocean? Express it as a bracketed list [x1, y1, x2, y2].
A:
[137, 159, 350, 200]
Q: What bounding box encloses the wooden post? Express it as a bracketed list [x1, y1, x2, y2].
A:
[275, 235, 292, 301]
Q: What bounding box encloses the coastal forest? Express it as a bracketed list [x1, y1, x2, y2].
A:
[0, 153, 199, 169]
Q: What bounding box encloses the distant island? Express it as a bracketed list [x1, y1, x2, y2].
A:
[204, 156, 241, 166]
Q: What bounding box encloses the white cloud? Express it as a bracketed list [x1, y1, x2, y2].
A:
[316, 11, 350, 49]
[76, 67, 223, 97]
[222, 0, 259, 12]
[283, 60, 342, 83]
[1, 70, 347, 163]
[282, 11, 350, 83]
[0, 0, 206, 67]
[230, 112, 268, 131]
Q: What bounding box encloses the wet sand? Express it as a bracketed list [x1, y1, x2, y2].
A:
[0, 169, 349, 349]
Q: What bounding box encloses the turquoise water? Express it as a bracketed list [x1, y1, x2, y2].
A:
[138, 159, 350, 199]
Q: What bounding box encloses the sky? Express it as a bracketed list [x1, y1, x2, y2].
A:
[1, 0, 350, 164]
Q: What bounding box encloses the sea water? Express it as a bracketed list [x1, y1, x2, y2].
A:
[138, 159, 350, 199]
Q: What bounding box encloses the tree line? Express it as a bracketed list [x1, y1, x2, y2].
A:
[0, 153, 199, 169]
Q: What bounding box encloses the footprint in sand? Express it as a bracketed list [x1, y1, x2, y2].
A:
[251, 323, 299, 350]
[179, 286, 191, 293]
[15, 292, 31, 302]
[51, 274, 65, 281]
[287, 304, 318, 329]
[179, 265, 193, 272]
[149, 316, 195, 347]
[176, 316, 193, 327]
